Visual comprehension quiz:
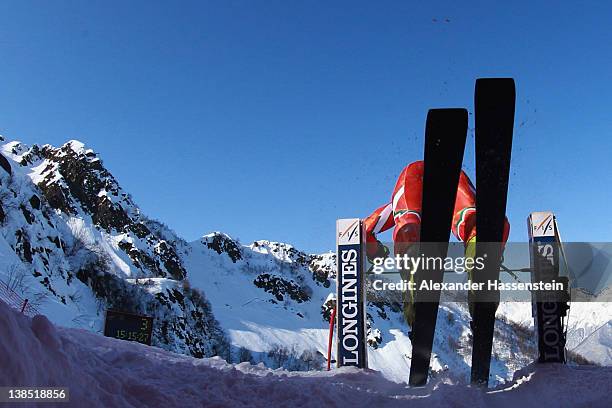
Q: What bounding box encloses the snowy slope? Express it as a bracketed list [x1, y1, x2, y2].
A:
[572, 321, 612, 365]
[185, 237, 333, 365]
[1, 298, 610, 408]
[182, 233, 580, 385]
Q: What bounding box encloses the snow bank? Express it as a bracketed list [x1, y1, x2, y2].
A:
[0, 300, 610, 407]
[573, 321, 612, 365]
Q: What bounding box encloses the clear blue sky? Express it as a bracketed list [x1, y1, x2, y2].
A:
[0, 1, 610, 253]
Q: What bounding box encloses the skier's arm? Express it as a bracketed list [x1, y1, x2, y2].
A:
[452, 170, 510, 243]
[364, 202, 394, 259]
[364, 203, 394, 236]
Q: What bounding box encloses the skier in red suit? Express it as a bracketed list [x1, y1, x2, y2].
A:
[363, 160, 510, 324]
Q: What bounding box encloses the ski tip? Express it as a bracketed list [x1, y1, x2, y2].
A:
[426, 108, 468, 123]
[424, 109, 469, 143]
[475, 77, 515, 85]
[475, 78, 516, 96]
[427, 107, 468, 114]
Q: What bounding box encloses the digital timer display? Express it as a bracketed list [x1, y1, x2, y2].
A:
[103, 310, 153, 346]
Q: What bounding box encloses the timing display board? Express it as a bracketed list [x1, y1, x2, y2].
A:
[103, 310, 153, 346]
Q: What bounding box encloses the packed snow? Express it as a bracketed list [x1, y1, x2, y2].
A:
[1, 299, 610, 407]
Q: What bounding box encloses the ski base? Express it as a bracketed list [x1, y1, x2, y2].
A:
[408, 108, 468, 387]
[470, 78, 516, 387]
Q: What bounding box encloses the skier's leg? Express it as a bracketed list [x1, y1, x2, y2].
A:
[450, 171, 479, 317]
[391, 161, 424, 327]
[394, 221, 420, 326]
[451, 170, 510, 317]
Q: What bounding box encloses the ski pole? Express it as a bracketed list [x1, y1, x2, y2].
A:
[20, 298, 29, 314]
[365, 266, 531, 276]
[499, 264, 531, 281]
[326, 307, 336, 371]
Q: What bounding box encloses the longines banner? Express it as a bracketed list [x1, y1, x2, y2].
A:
[336, 219, 368, 368]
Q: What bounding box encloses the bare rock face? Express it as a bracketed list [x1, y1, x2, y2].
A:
[202, 232, 242, 262]
[0, 153, 11, 175]
[30, 141, 187, 280]
[253, 273, 311, 303]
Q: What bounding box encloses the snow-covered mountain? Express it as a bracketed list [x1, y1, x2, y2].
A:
[0, 136, 609, 387]
[0, 137, 228, 359]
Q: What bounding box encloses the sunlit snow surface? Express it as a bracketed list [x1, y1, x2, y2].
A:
[1, 299, 609, 408]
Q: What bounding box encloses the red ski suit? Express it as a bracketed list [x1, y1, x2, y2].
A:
[364, 160, 509, 256]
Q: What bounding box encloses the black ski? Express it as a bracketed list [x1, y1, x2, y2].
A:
[470, 78, 516, 386]
[408, 108, 468, 386]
